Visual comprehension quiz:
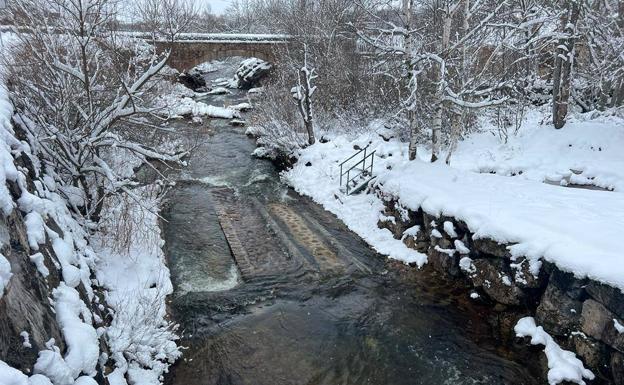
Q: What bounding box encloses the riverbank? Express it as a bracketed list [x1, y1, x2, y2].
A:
[272, 109, 624, 384]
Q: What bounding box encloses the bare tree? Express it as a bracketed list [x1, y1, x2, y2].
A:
[552, 0, 582, 129]
[291, 45, 317, 145]
[4, 0, 185, 223]
[135, 0, 198, 42]
[358, 0, 512, 163]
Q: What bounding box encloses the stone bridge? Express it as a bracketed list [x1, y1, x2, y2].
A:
[147, 33, 291, 72]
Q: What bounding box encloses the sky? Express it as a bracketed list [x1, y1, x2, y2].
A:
[204, 0, 232, 15]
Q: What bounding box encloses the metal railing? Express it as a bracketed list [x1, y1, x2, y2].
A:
[339, 146, 376, 195]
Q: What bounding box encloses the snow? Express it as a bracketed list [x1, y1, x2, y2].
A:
[614, 319, 624, 334]
[34, 341, 75, 385]
[377, 156, 624, 290]
[52, 283, 99, 379]
[0, 253, 11, 298]
[443, 221, 457, 238]
[459, 256, 476, 274]
[515, 317, 594, 385]
[451, 110, 624, 192]
[402, 225, 420, 239]
[30, 253, 50, 277]
[0, 361, 52, 385]
[205, 87, 230, 95]
[157, 94, 241, 120]
[21, 331, 32, 348]
[248, 87, 264, 94]
[230, 102, 253, 111]
[25, 211, 46, 250]
[454, 240, 470, 254]
[93, 189, 180, 384]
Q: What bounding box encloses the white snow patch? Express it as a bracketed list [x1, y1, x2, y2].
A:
[29, 253, 50, 277]
[443, 221, 457, 238]
[0, 253, 11, 298]
[515, 317, 594, 385]
[25, 212, 46, 250]
[20, 331, 32, 348]
[459, 256, 476, 274]
[53, 283, 99, 379]
[614, 319, 624, 334]
[454, 240, 470, 254]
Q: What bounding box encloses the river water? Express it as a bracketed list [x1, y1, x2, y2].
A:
[161, 63, 544, 385]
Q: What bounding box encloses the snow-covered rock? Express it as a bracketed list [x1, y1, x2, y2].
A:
[234, 58, 272, 89]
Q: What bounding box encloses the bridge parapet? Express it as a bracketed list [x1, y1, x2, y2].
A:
[124, 31, 291, 43]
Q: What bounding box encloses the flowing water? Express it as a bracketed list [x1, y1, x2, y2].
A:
[161, 63, 544, 385]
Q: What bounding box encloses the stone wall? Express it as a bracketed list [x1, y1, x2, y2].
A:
[376, 189, 623, 384]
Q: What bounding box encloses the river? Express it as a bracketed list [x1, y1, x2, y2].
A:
[161, 61, 545, 385]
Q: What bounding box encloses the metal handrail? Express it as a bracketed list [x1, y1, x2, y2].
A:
[340, 148, 376, 195]
[339, 145, 368, 187]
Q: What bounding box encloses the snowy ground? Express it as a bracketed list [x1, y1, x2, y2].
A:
[452, 110, 624, 192]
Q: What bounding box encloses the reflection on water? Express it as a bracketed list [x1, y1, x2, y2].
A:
[161, 61, 544, 385]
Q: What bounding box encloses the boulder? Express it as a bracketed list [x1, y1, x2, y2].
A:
[178, 68, 207, 91]
[472, 238, 511, 258]
[581, 299, 624, 351]
[234, 58, 272, 89]
[548, 267, 588, 300]
[511, 257, 548, 290]
[570, 334, 610, 376]
[535, 284, 582, 336]
[612, 351, 624, 385]
[469, 259, 525, 306]
[581, 299, 613, 340]
[585, 281, 624, 319]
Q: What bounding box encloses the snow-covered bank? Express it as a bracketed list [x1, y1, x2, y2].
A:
[283, 134, 427, 266]
[282, 115, 624, 291]
[93, 188, 180, 385]
[0, 35, 181, 385]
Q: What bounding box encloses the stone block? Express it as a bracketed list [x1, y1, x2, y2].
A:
[536, 284, 582, 336]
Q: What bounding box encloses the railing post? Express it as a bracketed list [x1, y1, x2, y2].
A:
[340, 163, 343, 188]
[346, 169, 350, 194]
[371, 151, 375, 175]
[363, 146, 367, 171]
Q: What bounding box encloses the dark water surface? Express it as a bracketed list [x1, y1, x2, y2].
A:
[161, 64, 544, 385]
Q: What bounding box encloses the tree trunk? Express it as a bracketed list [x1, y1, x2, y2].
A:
[431, 104, 442, 162]
[404, 0, 419, 161]
[299, 68, 315, 145]
[408, 110, 418, 160]
[552, 0, 581, 129]
[445, 115, 461, 165]
[431, 5, 452, 162]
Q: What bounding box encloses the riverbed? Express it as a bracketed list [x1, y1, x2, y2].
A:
[161, 62, 545, 385]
